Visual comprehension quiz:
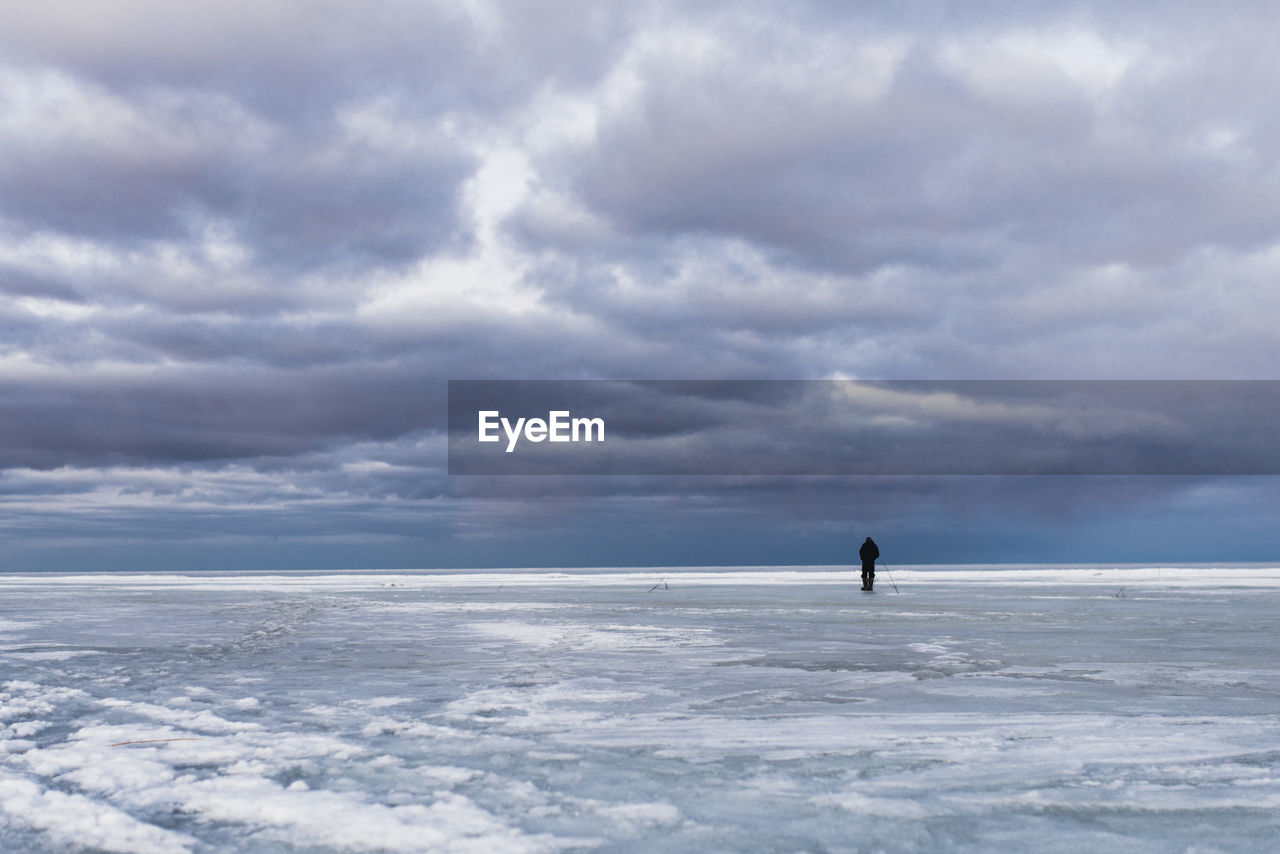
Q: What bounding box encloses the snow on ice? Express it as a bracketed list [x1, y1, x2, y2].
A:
[1, 566, 1279, 852]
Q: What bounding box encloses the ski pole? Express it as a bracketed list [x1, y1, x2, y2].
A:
[882, 562, 900, 594]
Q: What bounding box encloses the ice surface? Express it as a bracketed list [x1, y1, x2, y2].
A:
[2, 566, 1279, 852]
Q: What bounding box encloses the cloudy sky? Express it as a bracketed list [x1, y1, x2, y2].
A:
[2, 1, 1278, 571]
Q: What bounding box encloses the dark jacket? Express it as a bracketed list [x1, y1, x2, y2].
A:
[859, 538, 879, 569]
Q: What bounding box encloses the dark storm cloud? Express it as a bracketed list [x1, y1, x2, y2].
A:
[0, 1, 633, 113]
[448, 381, 1280, 475]
[0, 1, 639, 277]
[499, 3, 1280, 383]
[1, 308, 779, 470]
[0, 363, 428, 468]
[554, 4, 1280, 274]
[0, 74, 474, 271]
[2, 2, 1280, 567]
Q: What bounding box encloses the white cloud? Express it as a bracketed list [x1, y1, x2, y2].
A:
[938, 27, 1142, 103]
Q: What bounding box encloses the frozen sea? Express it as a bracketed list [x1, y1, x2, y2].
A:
[2, 566, 1279, 853]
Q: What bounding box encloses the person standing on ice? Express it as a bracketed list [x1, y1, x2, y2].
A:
[859, 537, 880, 591]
